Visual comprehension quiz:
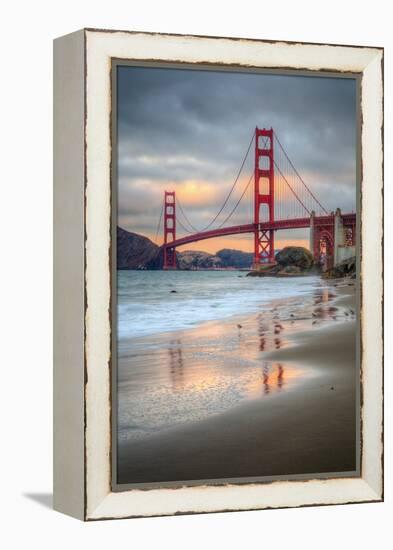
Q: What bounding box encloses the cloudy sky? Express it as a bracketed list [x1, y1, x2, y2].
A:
[117, 65, 357, 253]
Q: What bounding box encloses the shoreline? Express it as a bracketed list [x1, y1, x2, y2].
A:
[117, 276, 357, 484]
[117, 270, 326, 341]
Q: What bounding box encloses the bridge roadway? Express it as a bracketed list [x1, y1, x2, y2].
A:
[163, 213, 356, 250]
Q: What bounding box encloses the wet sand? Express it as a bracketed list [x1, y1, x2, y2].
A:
[117, 279, 358, 485]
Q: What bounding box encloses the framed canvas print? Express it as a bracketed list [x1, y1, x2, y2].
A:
[53, 29, 383, 520]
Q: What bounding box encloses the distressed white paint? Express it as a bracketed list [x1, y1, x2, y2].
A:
[359, 52, 384, 498]
[84, 29, 383, 520]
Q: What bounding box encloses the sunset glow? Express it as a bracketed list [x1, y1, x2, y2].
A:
[144, 233, 310, 254]
[118, 66, 356, 254]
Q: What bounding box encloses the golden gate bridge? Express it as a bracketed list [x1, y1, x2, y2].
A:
[155, 127, 356, 270]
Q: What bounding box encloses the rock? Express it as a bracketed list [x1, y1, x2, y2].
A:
[322, 256, 356, 279]
[170, 290, 177, 293]
[117, 226, 166, 269]
[275, 246, 314, 270]
[247, 247, 315, 277]
[277, 265, 302, 276]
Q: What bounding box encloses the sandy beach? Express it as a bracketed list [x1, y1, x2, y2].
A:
[117, 276, 358, 485]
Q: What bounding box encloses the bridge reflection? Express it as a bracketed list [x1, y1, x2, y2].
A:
[164, 307, 309, 402]
[258, 314, 284, 352]
[262, 362, 285, 395]
[168, 340, 184, 390]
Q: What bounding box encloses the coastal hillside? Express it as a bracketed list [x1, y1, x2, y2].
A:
[117, 227, 254, 270]
[216, 249, 253, 269]
[178, 250, 222, 270]
[178, 249, 254, 269]
[117, 226, 164, 269]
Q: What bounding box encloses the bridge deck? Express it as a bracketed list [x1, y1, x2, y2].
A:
[164, 214, 355, 249]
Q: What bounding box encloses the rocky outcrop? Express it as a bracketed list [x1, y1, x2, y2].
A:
[275, 246, 314, 270]
[322, 256, 356, 279]
[117, 227, 164, 269]
[247, 246, 316, 277]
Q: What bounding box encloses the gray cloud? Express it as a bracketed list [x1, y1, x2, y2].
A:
[117, 65, 357, 246]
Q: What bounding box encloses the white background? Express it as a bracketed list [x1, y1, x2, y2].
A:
[1, 1, 391, 548]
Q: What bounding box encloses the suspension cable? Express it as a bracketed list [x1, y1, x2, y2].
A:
[159, 127, 328, 240]
[216, 172, 254, 228]
[197, 128, 256, 231]
[176, 196, 200, 233]
[154, 199, 164, 244]
[273, 131, 328, 214]
[175, 215, 194, 234]
[273, 160, 310, 215]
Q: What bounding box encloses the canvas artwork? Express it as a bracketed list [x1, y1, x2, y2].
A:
[114, 64, 359, 487]
[53, 29, 383, 519]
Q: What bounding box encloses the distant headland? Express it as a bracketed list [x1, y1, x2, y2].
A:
[117, 226, 254, 270]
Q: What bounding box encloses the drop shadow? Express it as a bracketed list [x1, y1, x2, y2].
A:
[23, 492, 53, 509]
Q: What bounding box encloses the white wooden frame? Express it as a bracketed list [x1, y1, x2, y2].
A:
[53, 29, 383, 521]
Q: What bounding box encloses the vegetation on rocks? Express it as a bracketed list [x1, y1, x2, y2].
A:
[276, 246, 314, 270]
[247, 246, 316, 277]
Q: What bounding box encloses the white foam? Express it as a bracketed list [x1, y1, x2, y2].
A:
[118, 271, 320, 340]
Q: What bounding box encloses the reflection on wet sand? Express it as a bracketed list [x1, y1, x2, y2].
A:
[278, 364, 284, 389]
[119, 281, 355, 444]
[257, 314, 286, 353]
[258, 316, 267, 351]
[168, 340, 184, 390]
[164, 323, 301, 406]
[262, 362, 285, 395]
[162, 284, 354, 404]
[310, 287, 355, 325]
[262, 363, 269, 394]
[118, 278, 357, 483]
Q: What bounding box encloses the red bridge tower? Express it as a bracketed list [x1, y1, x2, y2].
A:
[163, 191, 177, 269]
[254, 127, 275, 266]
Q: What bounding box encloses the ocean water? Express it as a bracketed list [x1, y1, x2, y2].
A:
[117, 270, 321, 341]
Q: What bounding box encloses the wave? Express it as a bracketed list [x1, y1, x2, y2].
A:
[117, 270, 320, 340]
